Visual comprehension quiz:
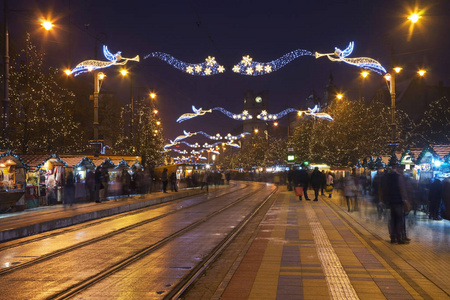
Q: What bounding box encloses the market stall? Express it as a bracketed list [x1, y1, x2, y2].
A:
[21, 154, 68, 206]
[0, 151, 29, 212]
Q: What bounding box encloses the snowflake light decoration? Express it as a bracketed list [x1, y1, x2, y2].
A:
[256, 105, 333, 121]
[144, 53, 225, 76]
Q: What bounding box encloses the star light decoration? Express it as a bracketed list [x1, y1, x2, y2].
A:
[144, 53, 225, 76]
[146, 49, 313, 76]
[176, 106, 254, 123]
[232, 49, 312, 76]
[68, 45, 139, 76]
[315, 41, 387, 75]
[256, 105, 333, 121]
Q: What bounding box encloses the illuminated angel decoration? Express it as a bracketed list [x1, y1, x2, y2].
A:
[177, 106, 253, 123]
[315, 41, 386, 75]
[69, 45, 140, 76]
[176, 106, 213, 122]
[256, 105, 333, 121]
[173, 130, 198, 143]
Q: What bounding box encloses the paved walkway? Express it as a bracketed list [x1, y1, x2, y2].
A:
[221, 188, 450, 299]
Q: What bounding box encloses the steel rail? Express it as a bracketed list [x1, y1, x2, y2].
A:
[167, 186, 278, 300]
[0, 184, 249, 276]
[49, 183, 270, 300]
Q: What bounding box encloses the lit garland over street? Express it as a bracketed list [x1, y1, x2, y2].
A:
[315, 41, 387, 74]
[69, 46, 140, 76]
[256, 105, 334, 121]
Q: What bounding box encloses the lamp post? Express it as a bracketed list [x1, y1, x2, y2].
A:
[120, 69, 134, 150]
[93, 71, 105, 142]
[2, 0, 10, 144]
[2, 1, 54, 145]
[359, 71, 369, 102]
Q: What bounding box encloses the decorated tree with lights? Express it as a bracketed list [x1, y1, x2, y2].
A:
[409, 96, 450, 146]
[263, 138, 287, 166]
[289, 97, 413, 167]
[133, 98, 165, 167]
[5, 34, 80, 153]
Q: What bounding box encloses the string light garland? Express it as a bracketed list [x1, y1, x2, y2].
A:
[256, 105, 334, 121]
[69, 45, 139, 76]
[146, 49, 312, 76]
[144, 53, 225, 76]
[315, 41, 386, 75]
[232, 49, 313, 76]
[177, 106, 254, 122]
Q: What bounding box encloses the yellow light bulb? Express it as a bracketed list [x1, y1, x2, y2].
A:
[408, 13, 421, 24]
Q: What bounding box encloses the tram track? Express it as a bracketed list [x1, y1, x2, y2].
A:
[0, 183, 248, 275]
[0, 183, 245, 253]
[46, 183, 275, 300]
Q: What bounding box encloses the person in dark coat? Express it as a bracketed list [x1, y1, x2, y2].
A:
[170, 171, 178, 192]
[94, 167, 102, 203]
[428, 177, 443, 220]
[381, 166, 409, 244]
[64, 171, 75, 207]
[85, 169, 95, 202]
[310, 167, 322, 201]
[320, 170, 327, 195]
[292, 165, 310, 201]
[161, 168, 169, 193]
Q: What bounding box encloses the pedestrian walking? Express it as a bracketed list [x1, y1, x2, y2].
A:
[310, 167, 322, 201]
[201, 171, 209, 192]
[381, 165, 410, 244]
[293, 165, 310, 201]
[428, 176, 443, 220]
[64, 171, 75, 207]
[320, 170, 327, 195]
[344, 173, 355, 212]
[94, 167, 102, 203]
[326, 172, 334, 198]
[85, 169, 95, 202]
[170, 171, 178, 192]
[161, 168, 169, 193]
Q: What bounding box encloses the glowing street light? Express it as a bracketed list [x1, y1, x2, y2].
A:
[408, 13, 421, 24]
[41, 20, 54, 31]
[149, 92, 157, 99]
[361, 71, 369, 78]
[336, 93, 344, 100]
[418, 69, 426, 76]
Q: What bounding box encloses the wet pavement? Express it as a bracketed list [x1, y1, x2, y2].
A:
[0, 184, 449, 299]
[219, 188, 450, 299]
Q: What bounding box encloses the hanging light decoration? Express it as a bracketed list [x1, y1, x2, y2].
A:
[315, 41, 386, 74]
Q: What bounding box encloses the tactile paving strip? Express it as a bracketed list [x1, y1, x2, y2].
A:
[305, 203, 359, 299]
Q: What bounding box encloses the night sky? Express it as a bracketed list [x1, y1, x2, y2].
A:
[7, 0, 450, 143]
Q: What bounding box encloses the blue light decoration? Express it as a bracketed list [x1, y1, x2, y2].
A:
[177, 106, 254, 123]
[69, 45, 140, 76]
[144, 53, 225, 76]
[232, 49, 313, 76]
[315, 42, 387, 75]
[256, 105, 333, 121]
[146, 50, 313, 76]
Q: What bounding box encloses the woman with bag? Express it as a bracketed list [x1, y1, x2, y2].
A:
[326, 172, 334, 198]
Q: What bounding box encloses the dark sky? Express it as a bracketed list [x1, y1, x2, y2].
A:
[7, 0, 450, 145]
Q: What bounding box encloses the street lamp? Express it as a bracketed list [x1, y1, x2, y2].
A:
[41, 20, 54, 31]
[120, 69, 135, 150]
[336, 93, 344, 100]
[2, 3, 54, 145]
[93, 71, 105, 144]
[359, 71, 369, 101]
